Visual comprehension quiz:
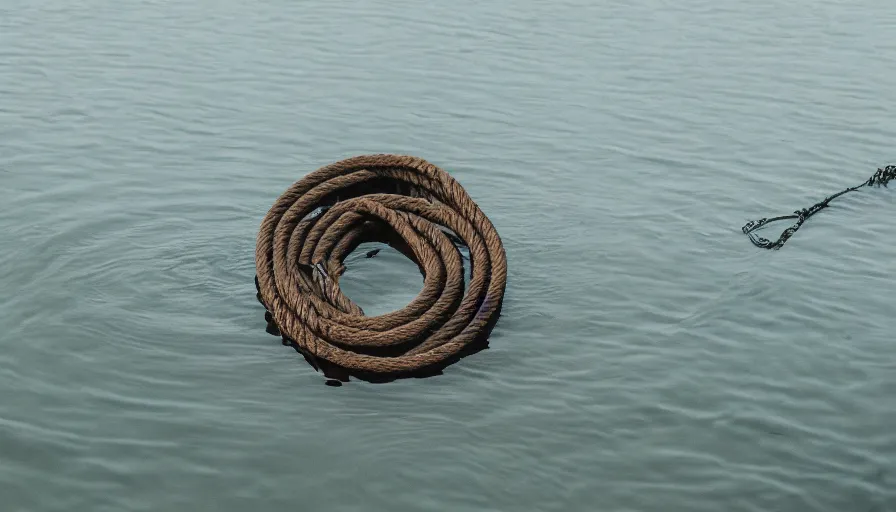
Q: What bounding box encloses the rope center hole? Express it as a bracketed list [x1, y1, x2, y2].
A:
[338, 242, 426, 317]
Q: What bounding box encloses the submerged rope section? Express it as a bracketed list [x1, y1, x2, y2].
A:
[254, 154, 507, 381]
[742, 165, 896, 249]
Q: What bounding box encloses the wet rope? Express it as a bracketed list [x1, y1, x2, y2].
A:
[254, 154, 508, 382]
[742, 165, 896, 249]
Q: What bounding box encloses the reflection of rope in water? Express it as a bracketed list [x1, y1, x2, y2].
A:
[743, 165, 896, 249]
[254, 154, 507, 383]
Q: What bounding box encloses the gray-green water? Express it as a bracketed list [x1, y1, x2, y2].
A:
[2, 1, 895, 510]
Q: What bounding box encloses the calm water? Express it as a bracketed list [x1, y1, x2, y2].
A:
[2, 0, 895, 510]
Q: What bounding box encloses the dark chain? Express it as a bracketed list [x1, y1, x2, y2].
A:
[742, 165, 896, 249]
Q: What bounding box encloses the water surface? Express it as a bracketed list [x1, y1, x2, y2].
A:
[1, 0, 895, 510]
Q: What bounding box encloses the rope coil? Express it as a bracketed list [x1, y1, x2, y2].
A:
[743, 165, 896, 249]
[254, 154, 507, 382]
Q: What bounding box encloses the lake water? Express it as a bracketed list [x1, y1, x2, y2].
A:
[1, 0, 894, 510]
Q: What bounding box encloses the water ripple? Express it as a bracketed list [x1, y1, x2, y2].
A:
[2, 0, 895, 510]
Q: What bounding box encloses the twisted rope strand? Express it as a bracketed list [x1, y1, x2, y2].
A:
[255, 155, 508, 382]
[742, 165, 896, 249]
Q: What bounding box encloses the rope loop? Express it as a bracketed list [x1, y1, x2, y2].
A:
[255, 154, 508, 382]
[742, 164, 894, 250]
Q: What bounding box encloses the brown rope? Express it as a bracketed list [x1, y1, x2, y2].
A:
[254, 154, 508, 383]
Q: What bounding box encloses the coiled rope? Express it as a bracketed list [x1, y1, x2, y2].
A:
[254, 154, 507, 383]
[743, 165, 896, 249]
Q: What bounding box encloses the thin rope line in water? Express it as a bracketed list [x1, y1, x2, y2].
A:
[742, 165, 896, 249]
